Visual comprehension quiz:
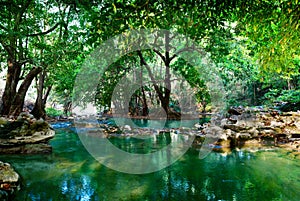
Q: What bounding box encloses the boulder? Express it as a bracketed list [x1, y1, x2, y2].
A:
[0, 127, 54, 146]
[203, 108, 300, 148]
[0, 161, 20, 200]
[223, 124, 247, 132]
[228, 107, 243, 115]
[0, 114, 55, 154]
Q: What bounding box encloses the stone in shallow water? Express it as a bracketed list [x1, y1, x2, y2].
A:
[0, 161, 20, 200]
[0, 162, 19, 184]
[0, 143, 52, 154]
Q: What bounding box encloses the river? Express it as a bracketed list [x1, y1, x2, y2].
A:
[0, 121, 299, 201]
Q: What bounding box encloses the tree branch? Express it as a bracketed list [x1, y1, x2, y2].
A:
[169, 46, 197, 62]
[137, 50, 165, 102]
[26, 21, 61, 37]
[0, 39, 14, 58]
[153, 48, 166, 63]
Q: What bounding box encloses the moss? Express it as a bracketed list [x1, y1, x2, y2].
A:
[0, 118, 50, 138]
[0, 118, 8, 125]
[29, 121, 49, 132]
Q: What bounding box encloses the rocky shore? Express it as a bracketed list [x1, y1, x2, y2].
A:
[74, 107, 300, 155]
[200, 107, 300, 152]
[0, 112, 55, 198]
[0, 112, 55, 154]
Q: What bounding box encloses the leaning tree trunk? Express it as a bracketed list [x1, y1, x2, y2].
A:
[32, 85, 51, 119]
[0, 60, 22, 116]
[31, 70, 51, 119]
[9, 67, 42, 117]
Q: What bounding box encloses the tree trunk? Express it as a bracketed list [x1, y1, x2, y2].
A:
[63, 101, 72, 116]
[31, 70, 51, 119]
[0, 60, 22, 116]
[137, 50, 181, 119]
[9, 67, 42, 116]
[141, 86, 149, 116]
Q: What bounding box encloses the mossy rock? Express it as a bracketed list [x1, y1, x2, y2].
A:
[0, 118, 8, 126]
[0, 118, 50, 138]
[0, 121, 24, 138]
[29, 119, 49, 132]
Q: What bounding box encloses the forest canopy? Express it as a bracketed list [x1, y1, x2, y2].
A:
[0, 0, 299, 119]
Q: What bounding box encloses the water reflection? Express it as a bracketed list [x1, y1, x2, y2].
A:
[0, 125, 299, 201]
[61, 175, 95, 201]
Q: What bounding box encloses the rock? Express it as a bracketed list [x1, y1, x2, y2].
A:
[18, 112, 33, 120]
[228, 106, 244, 115]
[194, 123, 204, 129]
[0, 116, 55, 154]
[224, 129, 232, 136]
[0, 117, 8, 125]
[289, 134, 300, 142]
[0, 162, 19, 184]
[220, 118, 228, 127]
[246, 127, 259, 136]
[123, 125, 132, 131]
[36, 118, 45, 124]
[204, 108, 300, 148]
[236, 133, 251, 139]
[223, 124, 247, 132]
[2, 129, 54, 145]
[270, 120, 283, 128]
[0, 161, 20, 199]
[228, 116, 238, 124]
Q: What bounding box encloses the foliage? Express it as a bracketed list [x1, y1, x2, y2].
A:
[237, 0, 300, 79]
[45, 107, 63, 118]
[1, 0, 300, 116]
[263, 89, 300, 105]
[278, 90, 300, 103]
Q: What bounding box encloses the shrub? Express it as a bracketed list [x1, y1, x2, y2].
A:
[45, 107, 63, 117]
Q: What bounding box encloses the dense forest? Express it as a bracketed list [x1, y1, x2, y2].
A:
[1, 1, 300, 200]
[0, 0, 300, 119]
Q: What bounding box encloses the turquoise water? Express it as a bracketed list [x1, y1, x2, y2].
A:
[0, 123, 300, 201]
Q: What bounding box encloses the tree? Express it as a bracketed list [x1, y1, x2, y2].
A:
[236, 0, 300, 88]
[0, 0, 61, 117]
[0, 0, 89, 118]
[78, 0, 239, 118]
[31, 2, 82, 119]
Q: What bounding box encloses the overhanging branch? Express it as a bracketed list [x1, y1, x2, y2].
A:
[26, 21, 61, 37]
[169, 46, 197, 62]
[153, 48, 166, 63]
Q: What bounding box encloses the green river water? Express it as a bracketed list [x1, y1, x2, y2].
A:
[0, 121, 300, 201]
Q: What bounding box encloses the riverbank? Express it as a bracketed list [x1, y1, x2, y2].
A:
[1, 112, 300, 199]
[200, 107, 300, 155]
[1, 126, 300, 200]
